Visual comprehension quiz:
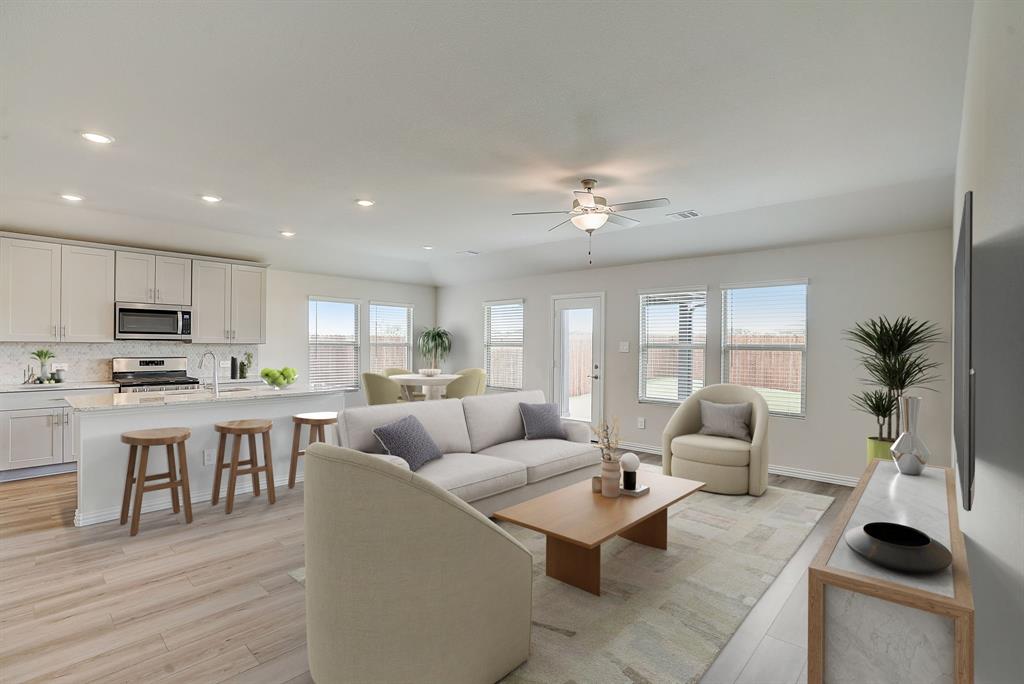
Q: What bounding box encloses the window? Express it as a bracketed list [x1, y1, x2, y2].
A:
[308, 297, 360, 390]
[639, 289, 707, 402]
[484, 300, 524, 391]
[722, 281, 807, 416]
[368, 302, 413, 373]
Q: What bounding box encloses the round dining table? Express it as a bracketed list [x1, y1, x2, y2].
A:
[388, 373, 462, 401]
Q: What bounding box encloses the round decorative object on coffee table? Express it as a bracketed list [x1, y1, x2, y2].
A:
[844, 521, 952, 574]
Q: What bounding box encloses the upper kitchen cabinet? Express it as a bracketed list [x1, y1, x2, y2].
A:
[60, 245, 115, 342]
[0, 238, 62, 342]
[116, 252, 192, 305]
[191, 260, 232, 343]
[191, 261, 266, 343]
[230, 265, 266, 343]
[154, 256, 192, 305]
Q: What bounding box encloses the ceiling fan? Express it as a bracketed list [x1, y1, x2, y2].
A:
[513, 178, 670, 234]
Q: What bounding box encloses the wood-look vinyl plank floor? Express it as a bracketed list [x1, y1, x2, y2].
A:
[1, 463, 850, 683]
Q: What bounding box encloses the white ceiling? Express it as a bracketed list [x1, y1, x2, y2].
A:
[1, 1, 972, 285]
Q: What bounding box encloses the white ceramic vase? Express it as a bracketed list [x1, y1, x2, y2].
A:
[601, 460, 621, 498]
[891, 396, 930, 476]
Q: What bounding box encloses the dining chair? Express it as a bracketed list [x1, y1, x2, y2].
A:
[384, 368, 410, 377]
[443, 368, 487, 399]
[362, 372, 405, 405]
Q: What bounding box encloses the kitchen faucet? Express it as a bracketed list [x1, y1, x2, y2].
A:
[199, 351, 219, 396]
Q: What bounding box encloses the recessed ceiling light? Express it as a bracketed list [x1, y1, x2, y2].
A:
[279, 230, 296, 238]
[61, 194, 84, 202]
[201, 194, 222, 203]
[355, 199, 375, 207]
[81, 131, 115, 144]
[422, 245, 434, 250]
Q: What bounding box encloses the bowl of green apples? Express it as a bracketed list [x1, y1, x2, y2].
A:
[260, 366, 298, 390]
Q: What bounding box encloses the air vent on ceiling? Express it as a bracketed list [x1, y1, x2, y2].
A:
[667, 210, 701, 220]
[456, 250, 480, 256]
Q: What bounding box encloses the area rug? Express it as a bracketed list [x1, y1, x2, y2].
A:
[291, 480, 832, 684]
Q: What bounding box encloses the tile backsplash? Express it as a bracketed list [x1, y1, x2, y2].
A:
[0, 342, 259, 385]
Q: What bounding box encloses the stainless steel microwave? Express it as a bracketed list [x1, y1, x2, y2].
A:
[115, 302, 192, 341]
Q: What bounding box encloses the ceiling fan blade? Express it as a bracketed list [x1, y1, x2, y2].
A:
[547, 218, 573, 232]
[605, 213, 640, 227]
[608, 198, 670, 212]
[512, 210, 571, 216]
[574, 190, 597, 208]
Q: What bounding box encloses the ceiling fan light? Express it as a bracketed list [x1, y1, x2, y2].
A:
[570, 212, 609, 231]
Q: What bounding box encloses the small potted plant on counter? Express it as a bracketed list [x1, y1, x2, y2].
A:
[30, 349, 56, 383]
[239, 351, 253, 379]
[417, 327, 452, 375]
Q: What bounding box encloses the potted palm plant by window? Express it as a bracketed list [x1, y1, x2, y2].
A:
[845, 316, 941, 464]
[417, 327, 452, 376]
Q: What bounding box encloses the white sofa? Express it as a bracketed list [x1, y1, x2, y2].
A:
[338, 390, 602, 516]
[304, 444, 532, 683]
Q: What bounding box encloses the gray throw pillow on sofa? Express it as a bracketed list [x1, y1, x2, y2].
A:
[372, 415, 443, 471]
[698, 399, 753, 441]
[519, 402, 567, 440]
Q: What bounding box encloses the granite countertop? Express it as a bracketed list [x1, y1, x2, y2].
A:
[0, 381, 119, 394]
[67, 384, 343, 412]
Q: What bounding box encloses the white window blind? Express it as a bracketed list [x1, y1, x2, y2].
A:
[639, 289, 707, 402]
[368, 303, 413, 373]
[484, 300, 524, 391]
[722, 282, 807, 416]
[308, 297, 360, 391]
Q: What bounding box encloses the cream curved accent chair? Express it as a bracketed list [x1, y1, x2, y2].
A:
[304, 444, 532, 684]
[662, 384, 770, 496]
[443, 368, 487, 399]
[362, 372, 404, 405]
[383, 367, 410, 377]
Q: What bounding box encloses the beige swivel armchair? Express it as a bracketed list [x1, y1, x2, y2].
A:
[362, 372, 404, 405]
[662, 384, 769, 496]
[443, 368, 486, 399]
[304, 444, 532, 684]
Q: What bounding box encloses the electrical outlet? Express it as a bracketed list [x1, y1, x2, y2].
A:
[203, 449, 216, 466]
[219, 360, 231, 368]
[51, 362, 69, 371]
[637, 417, 646, 429]
[618, 341, 630, 353]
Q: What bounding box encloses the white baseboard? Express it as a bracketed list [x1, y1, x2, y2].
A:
[617, 440, 859, 488]
[767, 464, 859, 488]
[74, 472, 304, 527]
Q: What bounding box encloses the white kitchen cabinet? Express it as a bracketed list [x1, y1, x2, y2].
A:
[191, 260, 232, 343]
[0, 238, 62, 342]
[60, 245, 115, 342]
[115, 251, 155, 303]
[0, 408, 63, 471]
[154, 256, 192, 305]
[230, 265, 266, 343]
[116, 252, 192, 305]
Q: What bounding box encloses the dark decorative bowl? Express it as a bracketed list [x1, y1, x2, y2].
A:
[844, 522, 952, 574]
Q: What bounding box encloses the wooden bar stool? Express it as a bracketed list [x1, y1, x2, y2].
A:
[120, 427, 193, 536]
[212, 419, 275, 514]
[289, 412, 339, 488]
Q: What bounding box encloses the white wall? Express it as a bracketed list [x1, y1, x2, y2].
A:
[439, 229, 951, 481]
[260, 268, 436, 407]
[953, 2, 1024, 681]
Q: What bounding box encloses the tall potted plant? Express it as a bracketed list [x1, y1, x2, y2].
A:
[417, 327, 452, 372]
[845, 316, 941, 463]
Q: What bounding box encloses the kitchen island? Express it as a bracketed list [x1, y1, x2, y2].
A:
[67, 384, 345, 526]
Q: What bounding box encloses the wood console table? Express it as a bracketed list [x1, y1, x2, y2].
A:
[808, 460, 973, 683]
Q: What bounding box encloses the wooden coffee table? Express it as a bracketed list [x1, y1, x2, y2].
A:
[494, 471, 704, 595]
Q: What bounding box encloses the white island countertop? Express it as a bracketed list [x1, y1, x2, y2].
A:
[67, 384, 338, 412]
[0, 381, 119, 394]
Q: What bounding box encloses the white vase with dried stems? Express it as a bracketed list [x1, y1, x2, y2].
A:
[592, 418, 622, 498]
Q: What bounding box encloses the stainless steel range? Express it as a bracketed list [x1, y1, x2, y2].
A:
[112, 356, 202, 393]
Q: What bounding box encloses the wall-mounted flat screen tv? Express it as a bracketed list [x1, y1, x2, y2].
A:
[953, 191, 974, 510]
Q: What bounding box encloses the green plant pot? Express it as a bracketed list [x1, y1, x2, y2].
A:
[866, 437, 894, 464]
